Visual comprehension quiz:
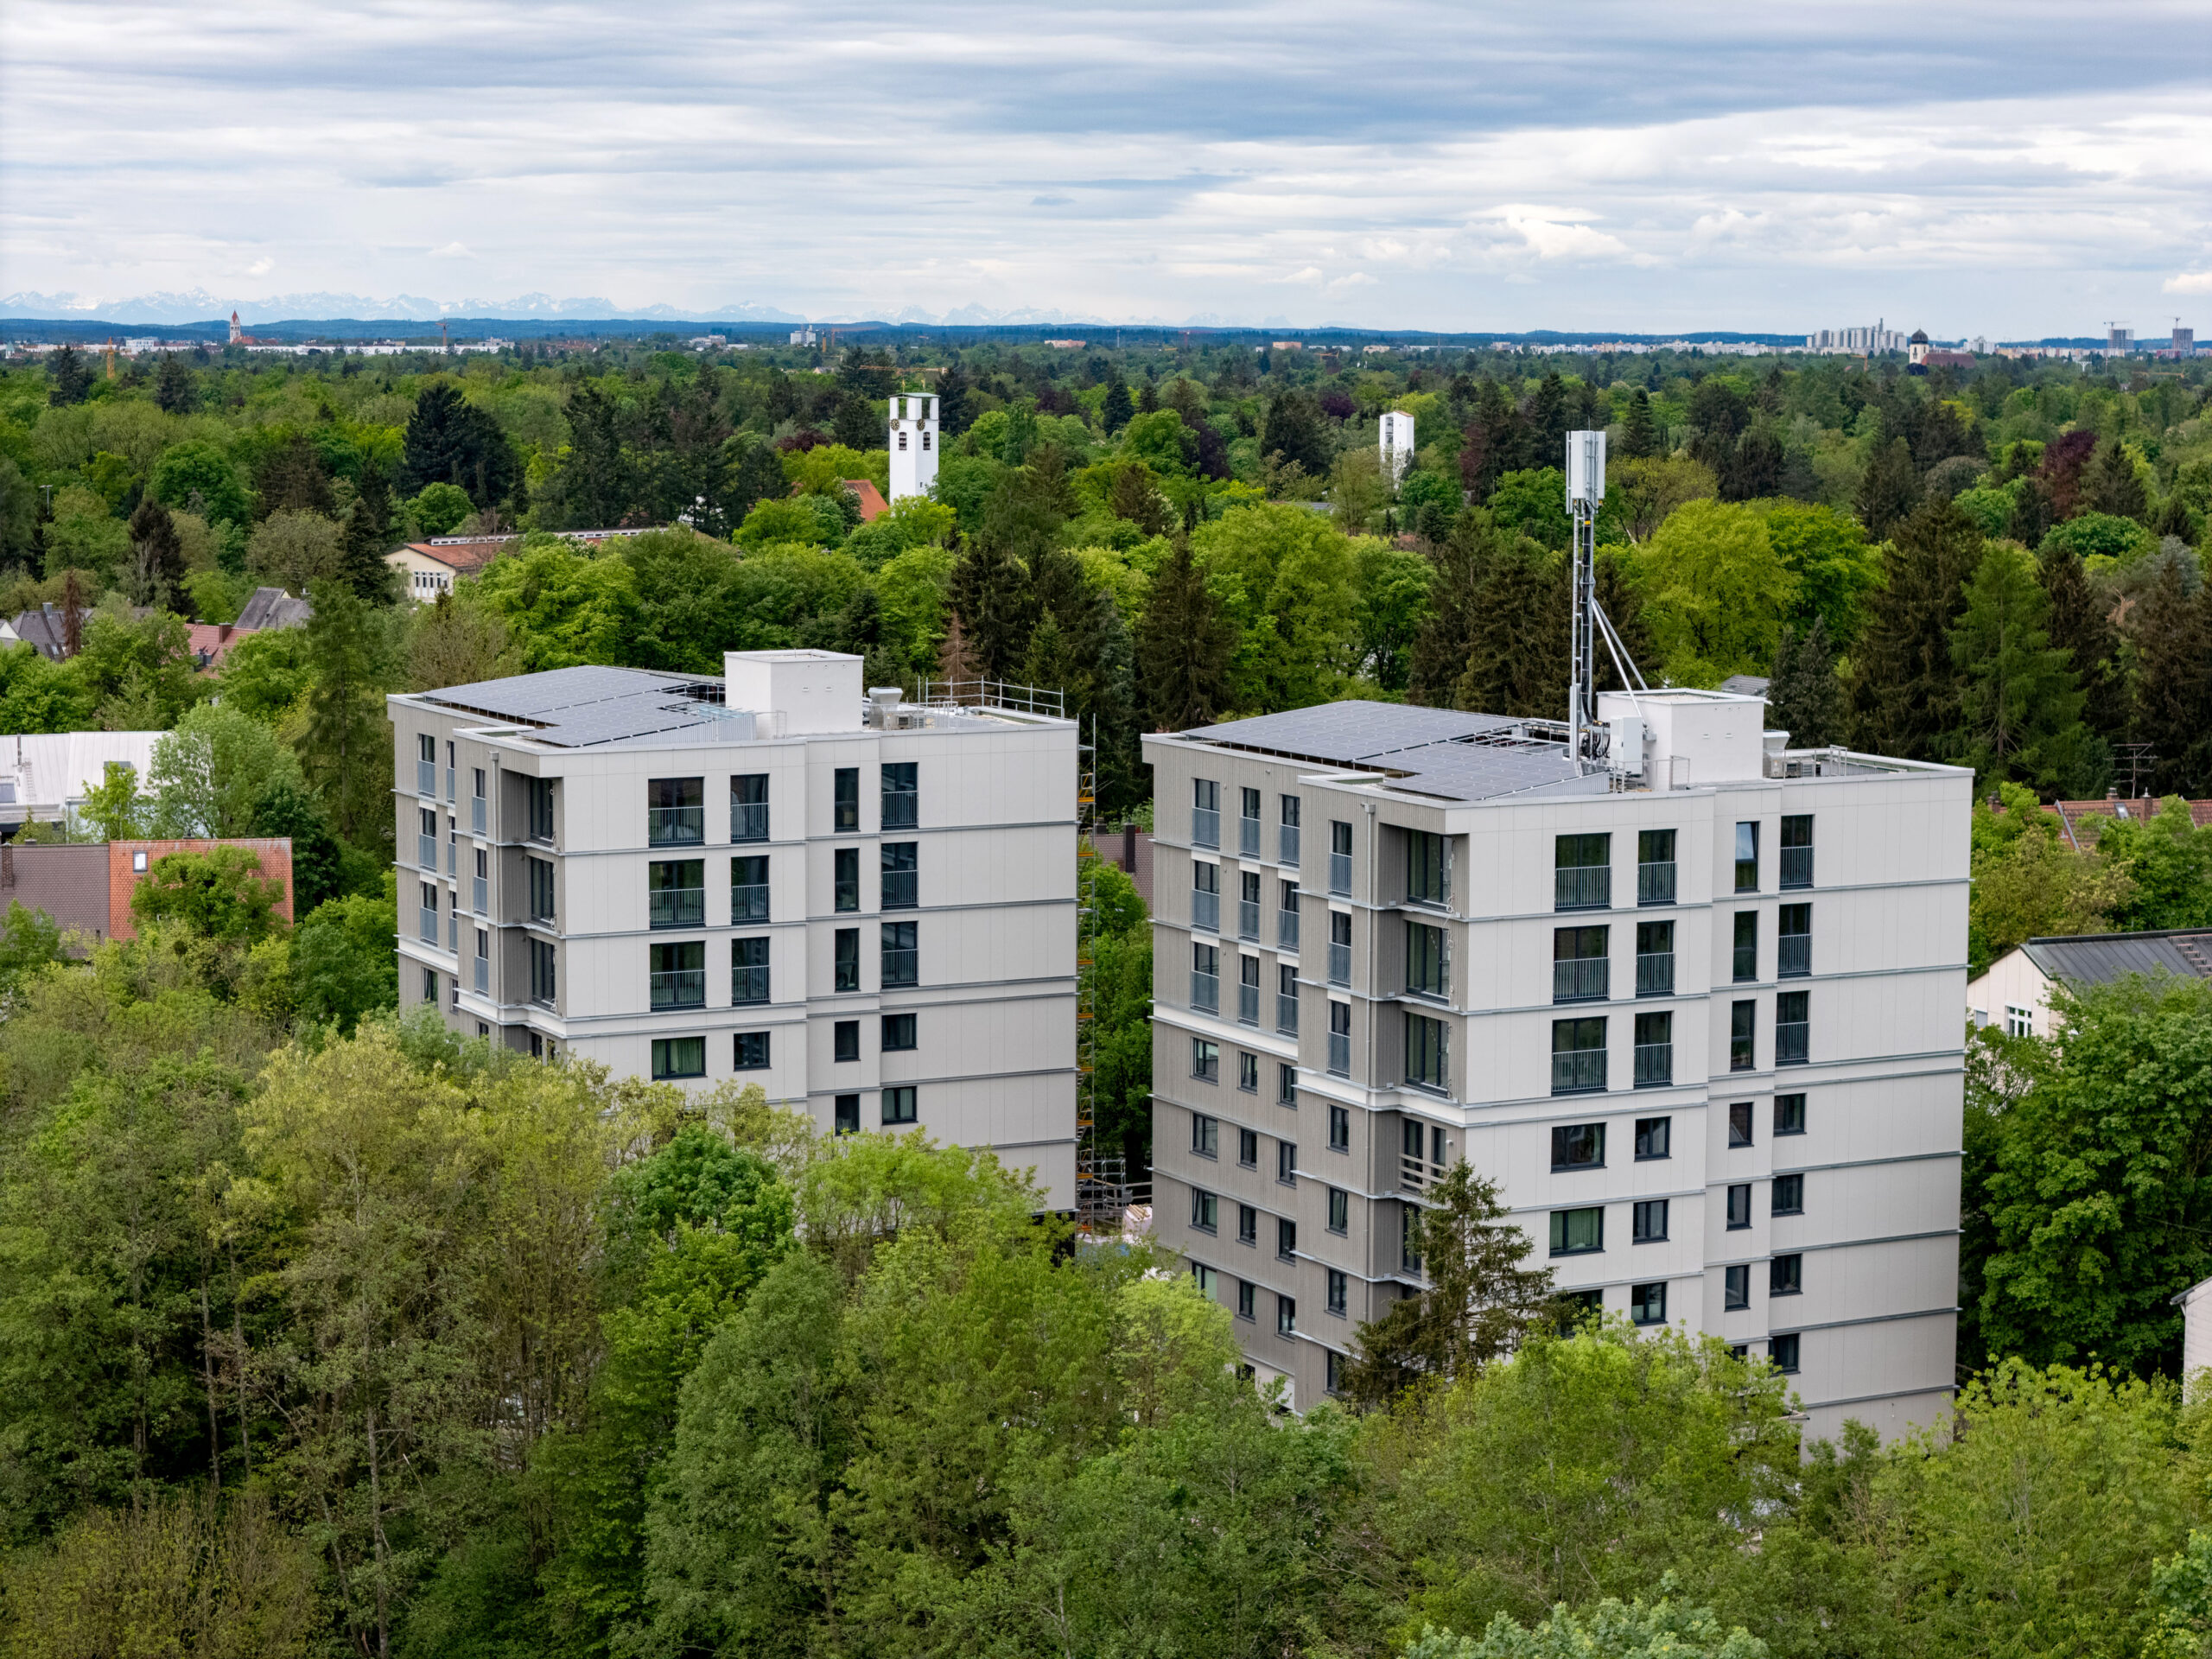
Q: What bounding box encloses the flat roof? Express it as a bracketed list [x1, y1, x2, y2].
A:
[1177, 701, 1606, 804]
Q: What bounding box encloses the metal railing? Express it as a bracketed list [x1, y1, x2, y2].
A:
[417, 833, 438, 870]
[446, 912, 458, 951]
[418, 906, 437, 943]
[1553, 957, 1608, 1001]
[882, 870, 918, 911]
[1238, 982, 1259, 1025]
[416, 759, 436, 797]
[1192, 888, 1219, 933]
[650, 969, 706, 1010]
[471, 797, 486, 835]
[445, 766, 455, 803]
[1327, 1030, 1352, 1076]
[1634, 1042, 1672, 1087]
[1781, 847, 1814, 889]
[732, 966, 768, 1005]
[1555, 866, 1610, 911]
[1279, 906, 1300, 950]
[1280, 823, 1300, 866]
[732, 882, 768, 924]
[650, 889, 705, 929]
[881, 791, 918, 831]
[1239, 815, 1261, 855]
[472, 875, 487, 914]
[1192, 806, 1220, 849]
[1637, 861, 1675, 906]
[732, 801, 769, 842]
[1551, 1048, 1606, 1095]
[446, 836, 457, 875]
[473, 957, 488, 994]
[1191, 969, 1219, 1014]
[1777, 1020, 1808, 1065]
[1328, 941, 1351, 986]
[1779, 934, 1810, 977]
[1277, 992, 1299, 1035]
[1329, 851, 1352, 895]
[1635, 951, 1674, 995]
[648, 806, 704, 848]
[882, 945, 918, 988]
[1237, 898, 1259, 940]
[917, 678, 1065, 716]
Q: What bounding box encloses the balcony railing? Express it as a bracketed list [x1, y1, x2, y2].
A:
[1276, 993, 1299, 1034]
[1328, 941, 1351, 986]
[881, 791, 918, 831]
[1779, 934, 1811, 977]
[732, 967, 768, 1005]
[732, 882, 769, 924]
[418, 906, 438, 943]
[1192, 806, 1220, 849]
[1781, 847, 1814, 889]
[1637, 861, 1675, 906]
[883, 871, 918, 910]
[1238, 898, 1260, 940]
[1634, 1043, 1672, 1087]
[1555, 867, 1610, 911]
[1327, 1030, 1351, 1076]
[473, 957, 489, 994]
[445, 837, 457, 874]
[1551, 1049, 1606, 1095]
[1328, 851, 1352, 896]
[445, 766, 455, 803]
[1191, 969, 1219, 1014]
[732, 802, 768, 842]
[1777, 1020, 1808, 1065]
[1553, 957, 1608, 1002]
[1401, 1152, 1446, 1192]
[1280, 823, 1300, 866]
[650, 889, 705, 929]
[1278, 906, 1300, 951]
[650, 969, 706, 1011]
[882, 948, 918, 988]
[417, 833, 438, 870]
[1239, 815, 1261, 856]
[472, 875, 487, 914]
[1192, 889, 1220, 934]
[446, 912, 459, 951]
[471, 797, 486, 835]
[648, 806, 704, 848]
[416, 758, 436, 797]
[1238, 983, 1259, 1025]
[1635, 952, 1674, 996]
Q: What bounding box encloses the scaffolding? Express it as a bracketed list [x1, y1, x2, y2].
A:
[1072, 714, 1147, 1232]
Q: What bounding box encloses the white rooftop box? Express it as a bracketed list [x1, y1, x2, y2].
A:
[724, 649, 863, 734]
[1598, 687, 1766, 785]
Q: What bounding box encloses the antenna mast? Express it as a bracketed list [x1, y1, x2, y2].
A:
[1565, 429, 1606, 767]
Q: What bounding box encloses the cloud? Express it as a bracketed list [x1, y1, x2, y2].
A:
[1328, 271, 1377, 289]
[245, 257, 274, 276]
[1501, 214, 1638, 263]
[2166, 270, 2212, 294]
[428, 241, 474, 259]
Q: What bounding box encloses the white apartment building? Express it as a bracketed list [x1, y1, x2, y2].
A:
[1145, 691, 1971, 1439]
[390, 651, 1079, 1206]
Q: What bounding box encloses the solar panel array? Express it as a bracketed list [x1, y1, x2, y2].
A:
[1187, 698, 1598, 803]
[423, 665, 729, 748]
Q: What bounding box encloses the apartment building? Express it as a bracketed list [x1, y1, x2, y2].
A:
[1145, 691, 1971, 1439]
[390, 651, 1079, 1207]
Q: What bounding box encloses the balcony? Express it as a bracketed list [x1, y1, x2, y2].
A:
[1276, 993, 1299, 1035]
[881, 791, 918, 831]
[1637, 861, 1675, 906]
[473, 957, 489, 994]
[1279, 823, 1300, 867]
[1401, 1151, 1446, 1193]
[1191, 969, 1219, 1014]
[416, 758, 436, 798]
[472, 875, 487, 914]
[446, 912, 459, 951]
[732, 966, 768, 1006]
[1779, 934, 1810, 977]
[650, 969, 706, 1011]
[647, 806, 704, 848]
[1553, 957, 1608, 1002]
[418, 905, 438, 943]
[1551, 1048, 1605, 1095]
[1633, 1042, 1672, 1087]
[1781, 846, 1813, 889]
[732, 881, 769, 924]
[732, 801, 769, 842]
[1278, 906, 1300, 951]
[1192, 888, 1220, 934]
[1328, 940, 1351, 986]
[1192, 806, 1220, 849]
[650, 889, 705, 929]
[883, 871, 917, 911]
[1239, 815, 1261, 857]
[1777, 1019, 1808, 1065]
[1238, 982, 1259, 1026]
[445, 837, 457, 874]
[882, 945, 918, 988]
[1238, 898, 1260, 940]
[471, 797, 486, 836]
[1554, 866, 1610, 911]
[445, 766, 455, 803]
[1635, 952, 1674, 996]
[1329, 851, 1352, 896]
[1327, 1030, 1351, 1076]
[417, 833, 438, 871]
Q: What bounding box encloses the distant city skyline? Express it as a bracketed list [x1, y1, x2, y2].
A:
[3, 1, 2208, 340]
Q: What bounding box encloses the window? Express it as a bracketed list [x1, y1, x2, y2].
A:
[834, 767, 859, 832]
[1730, 1001, 1755, 1071]
[649, 859, 705, 929]
[834, 1020, 860, 1063]
[1407, 920, 1447, 999]
[1553, 1122, 1606, 1170]
[1726, 1184, 1751, 1229]
[1724, 1264, 1750, 1310]
[1239, 1051, 1259, 1092]
[1551, 1016, 1606, 1095]
[1192, 1263, 1217, 1299]
[835, 927, 860, 992]
[882, 1012, 917, 1051]
[650, 941, 705, 1010]
[1728, 1100, 1754, 1147]
[1239, 786, 1261, 855]
[1778, 903, 1810, 977]
[419, 879, 438, 942]
[1328, 910, 1351, 985]
[1192, 1039, 1220, 1082]
[1549, 1206, 1604, 1255]
[835, 1094, 861, 1134]
[1770, 1332, 1801, 1373]
[1554, 1288, 1602, 1334]
[732, 773, 769, 842]
[1272, 963, 1297, 1036]
[1238, 1205, 1257, 1245]
[1633, 919, 1674, 996]
[527, 777, 555, 842]
[1407, 830, 1447, 905]
[1329, 821, 1352, 895]
[1237, 1126, 1258, 1166]
[1326, 1268, 1348, 1316]
[1773, 1173, 1804, 1216]
[734, 1031, 771, 1070]
[881, 761, 918, 830]
[1630, 1281, 1667, 1325]
[471, 767, 486, 833]
[1780, 814, 1813, 889]
[731, 937, 769, 1005]
[1732, 912, 1758, 982]
[529, 856, 556, 921]
[1328, 1188, 1350, 1235]
[1329, 1103, 1351, 1152]
[1238, 869, 1262, 939]
[1278, 1064, 1298, 1108]
[1279, 794, 1301, 865]
[1405, 1012, 1447, 1093]
[1635, 1116, 1671, 1160]
[1633, 1198, 1669, 1243]
[1277, 1217, 1297, 1260]
[1774, 1092, 1807, 1135]
[651, 1036, 705, 1080]
[1192, 1112, 1220, 1155]
[834, 847, 860, 912]
[132, 848, 149, 873]
[1403, 1208, 1426, 1274]
[1553, 925, 1609, 1001]
[1191, 1189, 1219, 1234]
[731, 855, 768, 923]
[2005, 1004, 2033, 1039]
[419, 805, 439, 870]
[1637, 829, 1676, 906]
[1278, 880, 1300, 950]
[417, 732, 436, 795]
[1238, 953, 1260, 1025]
[529, 939, 556, 1005]
[1277, 1141, 1298, 1186]
[472, 847, 488, 914]
[881, 1086, 917, 1125]
[1192, 942, 1219, 1013]
[648, 778, 704, 847]
[881, 921, 918, 988]
[1777, 990, 1808, 1065]
[473, 927, 489, 993]
[1276, 1294, 1296, 1334]
[1192, 859, 1221, 933]
[1328, 1001, 1351, 1077]
[1192, 779, 1221, 848]
[1238, 1279, 1257, 1319]
[1555, 833, 1610, 911]
[1734, 821, 1759, 892]
[1633, 1010, 1672, 1086]
[870, 842, 917, 912]
[1770, 1253, 1802, 1296]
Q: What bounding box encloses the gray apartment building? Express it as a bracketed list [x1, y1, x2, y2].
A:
[390, 651, 1080, 1207]
[1145, 690, 1971, 1439]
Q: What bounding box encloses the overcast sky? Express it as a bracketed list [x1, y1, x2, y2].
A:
[3, 0, 2210, 334]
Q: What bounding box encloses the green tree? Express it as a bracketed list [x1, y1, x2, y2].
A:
[1262, 387, 1332, 479]
[2041, 537, 2127, 746]
[1766, 617, 1841, 749]
[0, 901, 67, 1000]
[1965, 784, 2132, 975]
[1854, 436, 1921, 537]
[125, 497, 188, 608]
[2082, 437, 2150, 522]
[81, 758, 149, 841]
[291, 884, 398, 1033]
[2131, 556, 2212, 797]
[472, 542, 639, 672]
[131, 847, 287, 941]
[1948, 542, 2088, 789]
[149, 701, 308, 839]
[1408, 1586, 1770, 1659]
[1101, 375, 1134, 436]
[1636, 499, 1799, 684]
[299, 580, 392, 845]
[400, 381, 519, 507]
[1354, 537, 1435, 693]
[1762, 503, 1879, 647]
[151, 352, 198, 415]
[1845, 500, 1981, 763]
[46, 344, 93, 407]
[1135, 534, 1237, 728]
[1618, 387, 1658, 460]
[944, 534, 1035, 684]
[150, 441, 251, 527]
[1489, 467, 1571, 552]
[2094, 796, 2212, 932]
[337, 456, 397, 602]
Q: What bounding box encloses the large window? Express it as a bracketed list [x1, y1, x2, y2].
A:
[1277, 1217, 1297, 1261]
[1774, 1092, 1807, 1135]
[1279, 794, 1301, 865]
[731, 773, 768, 842]
[1728, 1101, 1754, 1146]
[1192, 860, 1221, 933]
[1405, 1011, 1447, 1093]
[651, 1036, 705, 1080]
[418, 806, 439, 871]
[1633, 1010, 1672, 1087]
[1724, 1264, 1750, 1310]
[1239, 786, 1262, 855]
[1548, 1206, 1604, 1255]
[835, 927, 860, 993]
[648, 778, 704, 847]
[834, 767, 859, 833]
[1277, 964, 1299, 1034]
[1776, 990, 1808, 1065]
[1407, 921, 1446, 999]
[1551, 1016, 1606, 1095]
[1553, 925, 1609, 1001]
[1192, 1040, 1220, 1083]
[881, 921, 918, 988]
[1630, 1281, 1668, 1325]
[1328, 1188, 1351, 1233]
[1192, 779, 1220, 849]
[1192, 1112, 1219, 1155]
[649, 859, 705, 929]
[1276, 1294, 1296, 1335]
[1191, 1189, 1218, 1233]
[835, 1095, 860, 1135]
[731, 937, 768, 1005]
[1192, 943, 1220, 1013]
[528, 855, 556, 921]
[416, 732, 436, 796]
[1780, 814, 1813, 889]
[1730, 1001, 1755, 1071]
[733, 1031, 770, 1071]
[1773, 1173, 1804, 1215]
[650, 941, 705, 1009]
[1551, 1122, 1605, 1171]
[1778, 904, 1810, 977]
[1555, 833, 1610, 911]
[1734, 821, 1760, 892]
[1637, 829, 1675, 906]
[1238, 954, 1260, 1025]
[1238, 870, 1261, 940]
[1326, 1268, 1348, 1317]
[527, 777, 555, 842]
[1732, 912, 1758, 982]
[834, 847, 860, 912]
[1635, 1116, 1671, 1159]
[1329, 1103, 1350, 1151]
[881, 761, 918, 830]
[1770, 1332, 1800, 1373]
[1726, 1184, 1751, 1229]
[834, 1020, 860, 1063]
[1277, 1141, 1298, 1186]
[882, 1086, 917, 1125]
[1407, 830, 1448, 906]
[1632, 1198, 1668, 1243]
[1770, 1254, 1802, 1297]
[731, 855, 768, 923]
[1327, 1001, 1351, 1077]
[1328, 911, 1351, 985]
[1635, 919, 1673, 995]
[529, 938, 556, 1006]
[1238, 1205, 1257, 1246]
[1329, 820, 1353, 896]
[882, 1012, 917, 1051]
[1278, 880, 1300, 950]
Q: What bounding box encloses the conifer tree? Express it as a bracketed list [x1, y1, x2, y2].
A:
[153, 353, 198, 415]
[301, 581, 391, 844]
[2082, 438, 2150, 522]
[1855, 436, 1922, 537]
[1407, 509, 1500, 707]
[1456, 538, 1556, 717]
[338, 459, 397, 602]
[1948, 543, 2087, 788]
[125, 498, 187, 608]
[1135, 536, 1235, 731]
[2038, 539, 2126, 745]
[2131, 556, 2212, 796]
[1767, 617, 1842, 748]
[1618, 387, 1657, 460]
[1101, 375, 1133, 436]
[944, 537, 1034, 684]
[2008, 477, 2055, 547]
[1845, 499, 1981, 761]
[46, 344, 92, 407]
[2152, 491, 2199, 544]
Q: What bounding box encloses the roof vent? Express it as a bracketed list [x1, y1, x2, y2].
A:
[870, 686, 904, 729]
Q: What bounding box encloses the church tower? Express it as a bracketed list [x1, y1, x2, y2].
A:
[887, 392, 939, 503]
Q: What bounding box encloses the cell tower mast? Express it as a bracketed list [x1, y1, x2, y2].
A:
[1565, 429, 1606, 765]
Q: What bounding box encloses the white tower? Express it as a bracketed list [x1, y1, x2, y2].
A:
[1379, 410, 1415, 486]
[887, 393, 939, 503]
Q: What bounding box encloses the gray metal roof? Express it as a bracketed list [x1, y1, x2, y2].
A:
[2021, 930, 2212, 988]
[1182, 699, 1604, 804]
[417, 665, 730, 748]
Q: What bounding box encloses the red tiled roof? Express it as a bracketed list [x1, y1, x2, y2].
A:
[2048, 797, 2212, 850]
[185, 621, 256, 671]
[844, 480, 891, 523]
[395, 538, 510, 574]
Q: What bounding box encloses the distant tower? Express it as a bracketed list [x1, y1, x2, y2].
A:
[1379, 410, 1416, 486]
[229, 310, 243, 345]
[1908, 328, 1929, 367]
[888, 392, 939, 503]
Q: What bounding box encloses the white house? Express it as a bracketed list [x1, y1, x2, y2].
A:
[1967, 930, 2212, 1039]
